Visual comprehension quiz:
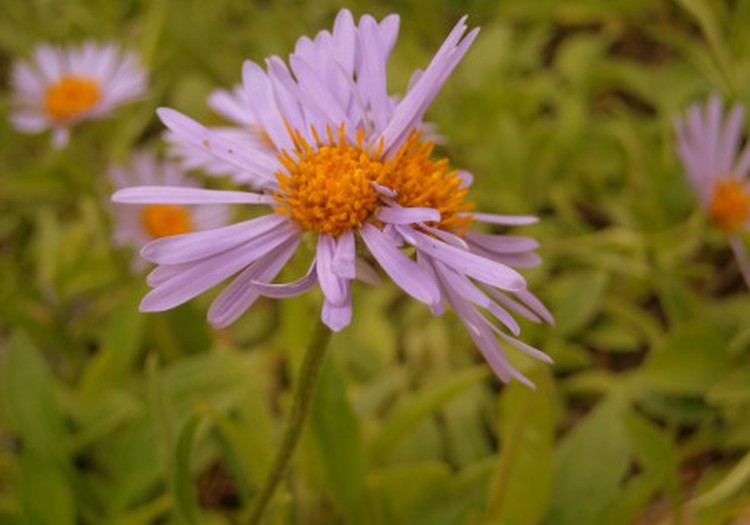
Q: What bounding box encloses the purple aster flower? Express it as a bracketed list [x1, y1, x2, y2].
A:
[109, 151, 229, 272]
[675, 95, 750, 289]
[10, 41, 147, 149]
[113, 10, 553, 384]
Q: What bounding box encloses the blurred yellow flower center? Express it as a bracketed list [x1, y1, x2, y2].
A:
[141, 204, 194, 238]
[274, 126, 474, 236]
[381, 131, 474, 234]
[275, 126, 386, 236]
[709, 179, 750, 233]
[44, 76, 101, 122]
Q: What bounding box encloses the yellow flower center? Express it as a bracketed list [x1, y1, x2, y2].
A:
[141, 204, 194, 238]
[273, 126, 474, 236]
[381, 132, 474, 234]
[709, 179, 750, 233]
[44, 76, 101, 122]
[274, 127, 386, 236]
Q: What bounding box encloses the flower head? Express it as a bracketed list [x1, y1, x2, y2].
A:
[11, 42, 147, 148]
[675, 95, 750, 232]
[113, 10, 552, 384]
[109, 151, 228, 271]
[675, 95, 750, 288]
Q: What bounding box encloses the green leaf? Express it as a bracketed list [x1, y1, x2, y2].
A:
[365, 462, 453, 525]
[595, 412, 680, 525]
[643, 320, 733, 396]
[545, 270, 609, 336]
[79, 290, 145, 400]
[171, 413, 204, 525]
[487, 366, 556, 524]
[2, 332, 67, 458]
[2, 333, 75, 525]
[310, 353, 366, 525]
[371, 367, 488, 464]
[549, 397, 631, 525]
[19, 452, 75, 525]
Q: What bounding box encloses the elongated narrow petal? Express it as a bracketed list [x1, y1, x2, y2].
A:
[141, 214, 288, 264]
[377, 206, 440, 224]
[471, 212, 539, 226]
[207, 237, 301, 327]
[466, 231, 539, 254]
[322, 295, 353, 332]
[251, 262, 318, 298]
[402, 227, 527, 292]
[332, 229, 356, 279]
[140, 226, 298, 312]
[360, 223, 440, 305]
[316, 234, 349, 306]
[113, 186, 275, 205]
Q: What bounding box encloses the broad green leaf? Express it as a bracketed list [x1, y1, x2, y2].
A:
[545, 270, 609, 336]
[311, 353, 366, 525]
[365, 462, 452, 525]
[2, 333, 75, 525]
[2, 332, 67, 458]
[643, 320, 733, 396]
[595, 412, 680, 525]
[549, 397, 631, 525]
[79, 290, 145, 399]
[371, 367, 488, 463]
[19, 452, 75, 525]
[487, 366, 556, 525]
[171, 413, 204, 525]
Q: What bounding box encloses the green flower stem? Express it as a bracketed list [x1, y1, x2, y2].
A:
[247, 319, 332, 525]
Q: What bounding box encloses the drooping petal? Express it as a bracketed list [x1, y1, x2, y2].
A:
[359, 223, 440, 305]
[432, 260, 520, 335]
[251, 261, 318, 298]
[322, 293, 353, 332]
[140, 226, 298, 312]
[332, 229, 356, 279]
[141, 214, 289, 264]
[317, 234, 349, 306]
[466, 231, 539, 254]
[400, 227, 527, 292]
[207, 236, 301, 327]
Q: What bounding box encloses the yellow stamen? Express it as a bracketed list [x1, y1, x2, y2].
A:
[381, 131, 474, 234]
[709, 179, 750, 233]
[273, 126, 474, 236]
[141, 204, 194, 238]
[44, 76, 101, 122]
[274, 126, 386, 236]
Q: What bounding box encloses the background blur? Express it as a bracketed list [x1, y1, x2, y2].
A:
[2, 0, 750, 524]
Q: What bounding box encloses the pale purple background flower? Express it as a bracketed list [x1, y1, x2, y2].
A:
[109, 151, 228, 272]
[675, 95, 750, 288]
[10, 42, 147, 148]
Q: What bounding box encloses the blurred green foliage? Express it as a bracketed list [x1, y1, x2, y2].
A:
[2, 0, 750, 523]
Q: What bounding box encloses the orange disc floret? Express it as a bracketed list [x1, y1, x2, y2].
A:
[709, 179, 750, 233]
[44, 76, 101, 122]
[141, 204, 194, 238]
[274, 126, 386, 236]
[383, 131, 474, 234]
